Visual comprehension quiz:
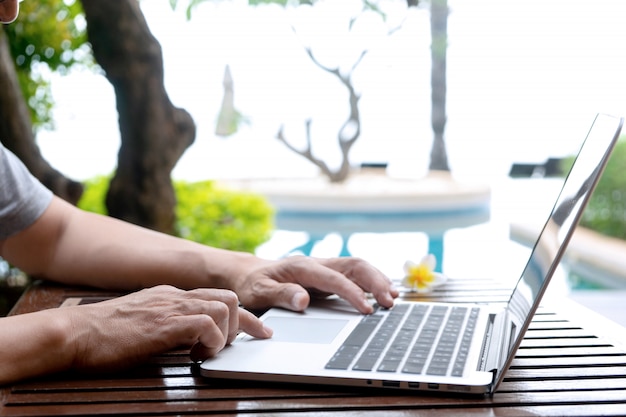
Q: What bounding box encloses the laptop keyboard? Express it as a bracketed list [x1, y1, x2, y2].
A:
[325, 304, 479, 377]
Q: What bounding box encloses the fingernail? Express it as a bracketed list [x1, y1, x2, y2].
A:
[291, 292, 308, 310]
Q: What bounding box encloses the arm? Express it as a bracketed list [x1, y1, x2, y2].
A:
[1, 196, 252, 291]
[1, 196, 398, 313]
[0, 285, 271, 386]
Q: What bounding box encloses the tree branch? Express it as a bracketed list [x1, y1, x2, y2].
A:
[277, 12, 406, 182]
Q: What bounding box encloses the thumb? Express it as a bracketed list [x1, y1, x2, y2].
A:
[257, 279, 311, 311]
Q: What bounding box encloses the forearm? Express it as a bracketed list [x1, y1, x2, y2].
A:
[0, 311, 74, 386]
[0, 286, 271, 386]
[1, 197, 260, 291]
[47, 213, 254, 291]
[1, 197, 398, 315]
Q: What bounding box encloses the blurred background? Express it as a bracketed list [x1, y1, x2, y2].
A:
[2, 0, 626, 319]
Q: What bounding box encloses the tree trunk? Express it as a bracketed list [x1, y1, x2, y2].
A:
[429, 0, 450, 172]
[81, 0, 196, 234]
[0, 29, 83, 205]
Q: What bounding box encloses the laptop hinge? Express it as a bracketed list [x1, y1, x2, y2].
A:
[480, 309, 511, 375]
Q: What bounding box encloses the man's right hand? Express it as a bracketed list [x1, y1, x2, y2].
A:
[66, 285, 273, 370]
[0, 285, 272, 385]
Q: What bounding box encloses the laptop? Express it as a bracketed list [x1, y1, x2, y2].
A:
[200, 113, 624, 395]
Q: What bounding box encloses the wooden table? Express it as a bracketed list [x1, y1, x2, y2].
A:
[3, 280, 626, 416]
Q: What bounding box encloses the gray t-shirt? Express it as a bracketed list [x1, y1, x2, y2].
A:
[0, 143, 53, 240]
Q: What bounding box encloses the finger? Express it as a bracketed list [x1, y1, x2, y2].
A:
[177, 314, 227, 362]
[281, 259, 374, 314]
[248, 278, 311, 312]
[320, 258, 399, 308]
[189, 308, 271, 362]
[237, 308, 273, 340]
[187, 288, 241, 344]
[197, 301, 231, 351]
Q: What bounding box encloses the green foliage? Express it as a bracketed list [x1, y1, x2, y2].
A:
[562, 138, 626, 240]
[77, 174, 110, 215]
[4, 0, 92, 131]
[77, 175, 275, 253]
[175, 180, 275, 253]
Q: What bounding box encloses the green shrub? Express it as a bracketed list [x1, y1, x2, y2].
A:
[174, 180, 274, 253]
[77, 175, 110, 215]
[562, 138, 626, 240]
[77, 176, 275, 253]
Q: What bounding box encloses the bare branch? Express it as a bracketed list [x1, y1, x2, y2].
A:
[277, 11, 407, 182]
[275, 122, 333, 178]
[350, 49, 369, 75]
[303, 46, 342, 79]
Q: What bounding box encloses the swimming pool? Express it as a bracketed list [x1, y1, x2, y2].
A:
[254, 177, 622, 292]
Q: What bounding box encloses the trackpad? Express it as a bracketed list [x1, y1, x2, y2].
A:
[263, 317, 349, 344]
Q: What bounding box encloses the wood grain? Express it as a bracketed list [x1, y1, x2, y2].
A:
[2, 280, 625, 416]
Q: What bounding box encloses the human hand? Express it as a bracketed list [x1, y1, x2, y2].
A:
[231, 256, 399, 314]
[64, 285, 272, 371]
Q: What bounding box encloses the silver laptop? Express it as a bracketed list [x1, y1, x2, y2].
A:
[200, 113, 624, 395]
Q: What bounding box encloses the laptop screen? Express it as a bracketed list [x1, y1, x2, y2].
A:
[504, 114, 623, 359]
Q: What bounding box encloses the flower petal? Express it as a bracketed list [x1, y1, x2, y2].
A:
[403, 260, 418, 274]
[429, 272, 448, 287]
[401, 254, 447, 292]
[420, 254, 437, 270]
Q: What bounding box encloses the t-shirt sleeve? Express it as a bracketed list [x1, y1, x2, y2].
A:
[0, 143, 54, 240]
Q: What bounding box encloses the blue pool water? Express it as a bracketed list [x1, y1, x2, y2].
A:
[254, 178, 619, 292]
